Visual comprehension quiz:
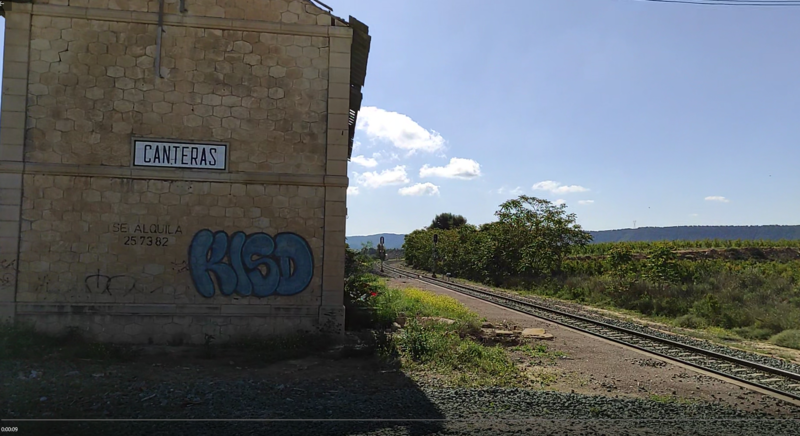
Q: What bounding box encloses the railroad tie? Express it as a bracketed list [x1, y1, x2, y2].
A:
[758, 378, 784, 383]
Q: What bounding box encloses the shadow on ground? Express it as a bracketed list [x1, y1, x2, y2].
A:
[1, 341, 444, 436]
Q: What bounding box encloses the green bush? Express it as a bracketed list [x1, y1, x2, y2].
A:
[675, 314, 708, 329]
[770, 329, 800, 350]
[732, 326, 773, 341]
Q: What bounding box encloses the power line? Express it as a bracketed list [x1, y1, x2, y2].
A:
[636, 0, 800, 6]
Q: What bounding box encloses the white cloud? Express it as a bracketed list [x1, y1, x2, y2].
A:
[351, 155, 378, 168]
[554, 199, 566, 205]
[705, 196, 730, 203]
[399, 183, 440, 196]
[419, 157, 482, 180]
[347, 187, 359, 196]
[578, 200, 594, 205]
[690, 213, 699, 217]
[498, 186, 524, 196]
[352, 140, 362, 153]
[355, 165, 410, 188]
[356, 106, 445, 155]
[532, 180, 589, 194]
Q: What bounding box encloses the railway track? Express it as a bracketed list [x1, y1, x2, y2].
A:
[380, 264, 800, 404]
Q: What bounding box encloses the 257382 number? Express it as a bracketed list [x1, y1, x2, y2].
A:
[123, 236, 169, 247]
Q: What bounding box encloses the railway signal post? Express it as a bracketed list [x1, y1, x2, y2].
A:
[377, 236, 386, 273]
[432, 234, 439, 278]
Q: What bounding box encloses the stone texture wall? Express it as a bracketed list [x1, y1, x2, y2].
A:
[35, 0, 332, 24]
[26, 17, 330, 172]
[16, 175, 325, 305]
[0, 0, 357, 343]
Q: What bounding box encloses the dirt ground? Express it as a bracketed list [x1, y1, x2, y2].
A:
[386, 277, 800, 417]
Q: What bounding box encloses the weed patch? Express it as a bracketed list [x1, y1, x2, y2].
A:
[372, 288, 527, 387]
[370, 287, 480, 329]
[770, 330, 800, 350]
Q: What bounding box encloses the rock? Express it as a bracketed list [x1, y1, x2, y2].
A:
[522, 328, 554, 340]
[391, 322, 402, 331]
[418, 316, 455, 325]
[481, 321, 494, 328]
[65, 371, 80, 377]
[495, 330, 515, 337]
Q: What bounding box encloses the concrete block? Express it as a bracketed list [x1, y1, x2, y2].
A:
[0, 221, 20, 238]
[325, 186, 346, 203]
[327, 143, 349, 161]
[329, 52, 350, 69]
[0, 237, 19, 255]
[0, 173, 23, 189]
[5, 12, 32, 30]
[327, 113, 350, 130]
[327, 98, 349, 115]
[329, 67, 350, 85]
[0, 205, 21, 221]
[326, 159, 347, 176]
[325, 201, 346, 217]
[0, 128, 26, 147]
[329, 37, 351, 54]
[1, 112, 27, 129]
[0, 189, 22, 206]
[4, 29, 32, 47]
[2, 61, 29, 80]
[0, 146, 24, 162]
[328, 82, 349, 99]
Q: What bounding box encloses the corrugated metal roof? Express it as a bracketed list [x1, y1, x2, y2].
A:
[347, 16, 371, 159]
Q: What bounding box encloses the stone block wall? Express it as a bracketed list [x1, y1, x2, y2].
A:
[0, 0, 358, 343]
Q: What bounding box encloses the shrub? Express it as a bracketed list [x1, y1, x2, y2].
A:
[770, 329, 800, 350]
[675, 314, 708, 329]
[732, 326, 773, 341]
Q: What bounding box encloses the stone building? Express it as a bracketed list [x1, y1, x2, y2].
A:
[0, 0, 370, 343]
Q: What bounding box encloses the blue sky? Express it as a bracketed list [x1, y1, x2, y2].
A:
[338, 0, 800, 236]
[2, 2, 800, 237]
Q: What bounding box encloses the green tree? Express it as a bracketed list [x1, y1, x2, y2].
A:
[606, 245, 638, 299]
[429, 213, 468, 231]
[644, 246, 680, 294]
[490, 195, 593, 282]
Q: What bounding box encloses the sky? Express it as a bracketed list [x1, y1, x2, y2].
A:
[2, 2, 799, 237]
[334, 0, 800, 236]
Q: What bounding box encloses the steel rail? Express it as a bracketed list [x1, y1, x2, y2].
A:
[382, 264, 800, 402]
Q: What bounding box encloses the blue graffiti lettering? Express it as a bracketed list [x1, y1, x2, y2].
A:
[188, 230, 314, 298]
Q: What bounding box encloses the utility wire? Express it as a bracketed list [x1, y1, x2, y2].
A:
[636, 0, 800, 6]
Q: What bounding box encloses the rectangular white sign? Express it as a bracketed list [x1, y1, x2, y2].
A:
[132, 140, 227, 170]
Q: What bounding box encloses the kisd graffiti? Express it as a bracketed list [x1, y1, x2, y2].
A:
[188, 230, 314, 298]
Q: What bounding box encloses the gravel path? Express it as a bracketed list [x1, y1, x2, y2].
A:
[3, 346, 800, 436]
[5, 374, 800, 436]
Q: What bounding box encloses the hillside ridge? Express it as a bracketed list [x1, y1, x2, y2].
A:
[347, 225, 800, 249]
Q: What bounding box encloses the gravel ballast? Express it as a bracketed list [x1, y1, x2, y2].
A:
[3, 358, 800, 436]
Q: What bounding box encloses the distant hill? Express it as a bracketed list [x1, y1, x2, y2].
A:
[346, 233, 406, 250]
[589, 225, 800, 243]
[347, 225, 800, 249]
